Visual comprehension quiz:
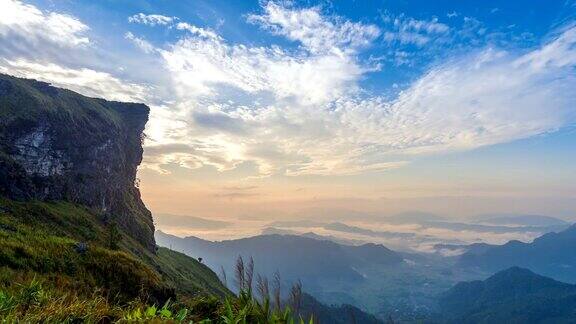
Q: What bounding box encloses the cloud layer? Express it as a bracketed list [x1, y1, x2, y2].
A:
[0, 0, 89, 50]
[140, 3, 576, 176]
[2, 0, 576, 177]
[0, 59, 151, 102]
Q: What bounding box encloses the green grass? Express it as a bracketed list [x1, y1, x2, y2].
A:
[0, 73, 125, 127]
[0, 197, 229, 297]
[156, 247, 230, 298]
[0, 197, 316, 322]
[0, 271, 123, 322]
[0, 198, 173, 304]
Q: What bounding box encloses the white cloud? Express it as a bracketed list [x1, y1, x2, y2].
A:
[3, 1, 575, 178]
[127, 13, 219, 40]
[144, 13, 576, 176]
[382, 14, 450, 46]
[0, 1, 158, 106]
[125, 31, 156, 54]
[128, 13, 175, 26]
[138, 4, 383, 175]
[158, 28, 365, 105]
[0, 0, 89, 49]
[515, 26, 576, 70]
[0, 58, 151, 103]
[247, 1, 380, 54]
[175, 22, 220, 39]
[381, 46, 575, 155]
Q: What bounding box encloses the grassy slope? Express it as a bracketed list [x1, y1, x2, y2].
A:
[156, 247, 229, 298]
[0, 73, 123, 126]
[0, 197, 230, 321]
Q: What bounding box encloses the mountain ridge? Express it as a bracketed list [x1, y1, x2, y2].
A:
[459, 223, 576, 283]
[156, 231, 404, 285]
[439, 266, 576, 323]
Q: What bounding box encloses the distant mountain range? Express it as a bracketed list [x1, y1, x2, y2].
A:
[439, 267, 576, 323]
[470, 214, 569, 227]
[266, 214, 569, 253]
[261, 227, 367, 245]
[155, 231, 404, 286]
[459, 224, 576, 283]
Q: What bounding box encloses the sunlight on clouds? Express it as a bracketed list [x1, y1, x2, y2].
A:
[143, 139, 245, 174]
[158, 35, 364, 105]
[140, 3, 388, 175]
[247, 1, 380, 54]
[175, 22, 220, 40]
[125, 32, 155, 54]
[0, 59, 151, 103]
[515, 25, 576, 70]
[2, 0, 576, 178]
[142, 6, 576, 176]
[0, 0, 89, 49]
[383, 47, 576, 154]
[0, 0, 151, 104]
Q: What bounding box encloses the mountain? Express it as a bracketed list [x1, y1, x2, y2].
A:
[0, 74, 385, 323]
[418, 220, 567, 234]
[155, 231, 404, 286]
[0, 73, 154, 251]
[261, 226, 366, 245]
[324, 222, 416, 239]
[0, 74, 232, 321]
[299, 293, 383, 324]
[471, 214, 568, 227]
[383, 211, 568, 234]
[459, 224, 576, 283]
[0, 73, 387, 322]
[439, 267, 576, 323]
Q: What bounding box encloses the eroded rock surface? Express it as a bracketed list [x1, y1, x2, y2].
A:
[0, 73, 155, 251]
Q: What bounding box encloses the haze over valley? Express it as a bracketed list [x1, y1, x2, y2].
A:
[1, 0, 576, 322]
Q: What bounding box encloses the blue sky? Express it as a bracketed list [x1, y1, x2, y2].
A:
[1, 0, 576, 228]
[29, 0, 575, 89]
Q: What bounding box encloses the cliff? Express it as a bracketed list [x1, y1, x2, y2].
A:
[0, 73, 155, 251]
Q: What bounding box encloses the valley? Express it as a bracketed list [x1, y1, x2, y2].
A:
[2, 0, 576, 321]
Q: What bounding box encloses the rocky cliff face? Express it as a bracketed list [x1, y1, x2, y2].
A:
[0, 73, 155, 251]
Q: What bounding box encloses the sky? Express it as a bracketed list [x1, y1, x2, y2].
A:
[1, 0, 576, 242]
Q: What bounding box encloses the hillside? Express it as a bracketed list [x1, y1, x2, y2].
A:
[156, 231, 404, 285]
[0, 74, 232, 321]
[0, 74, 381, 322]
[299, 293, 383, 324]
[0, 194, 233, 321]
[439, 267, 576, 323]
[459, 224, 576, 283]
